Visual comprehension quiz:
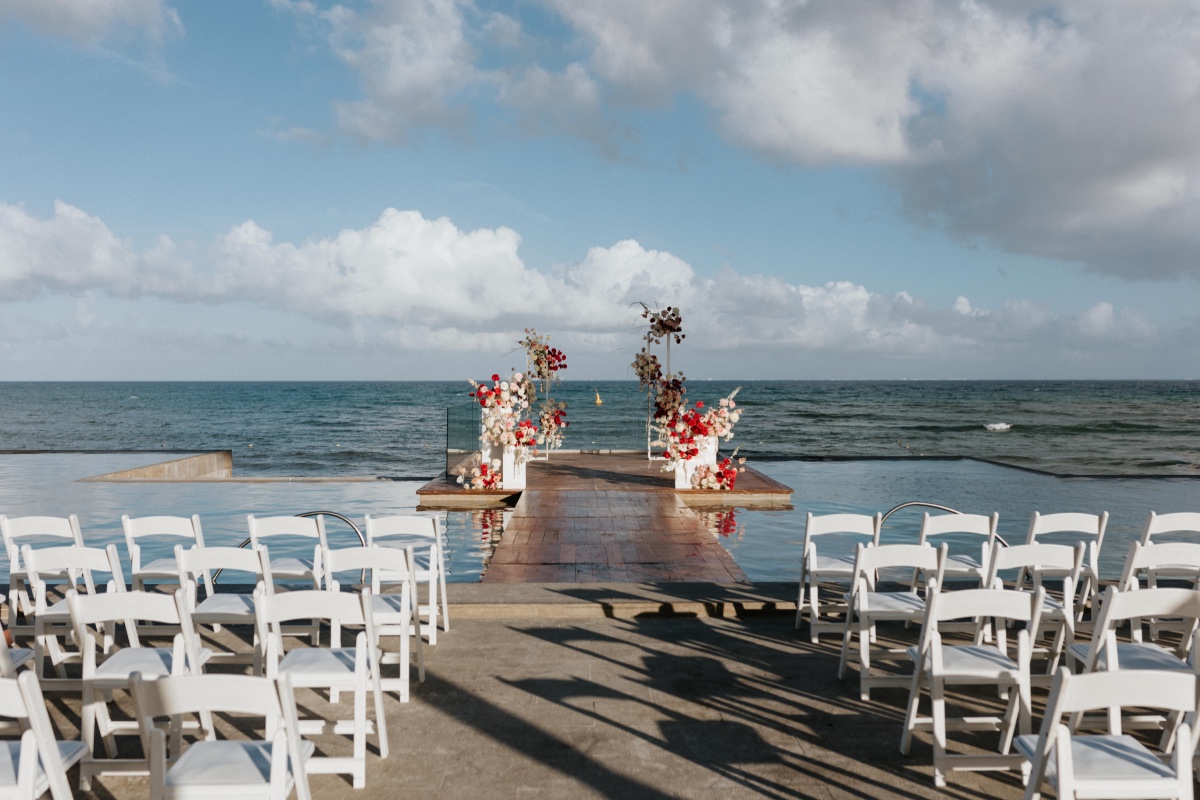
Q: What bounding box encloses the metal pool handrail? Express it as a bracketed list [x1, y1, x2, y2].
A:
[879, 501, 1011, 547]
[212, 510, 366, 583]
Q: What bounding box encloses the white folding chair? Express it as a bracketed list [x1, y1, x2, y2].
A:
[23, 543, 127, 687]
[796, 512, 881, 643]
[913, 512, 998, 587]
[247, 515, 325, 588]
[1121, 541, 1200, 591]
[175, 544, 266, 671]
[0, 515, 84, 623]
[1026, 512, 1108, 622]
[1016, 668, 1198, 800]
[900, 581, 1043, 787]
[323, 545, 425, 701]
[838, 543, 946, 700]
[0, 671, 85, 800]
[256, 589, 388, 789]
[985, 542, 1084, 678]
[122, 514, 206, 592]
[1067, 586, 1200, 676]
[130, 672, 312, 800]
[66, 588, 210, 789]
[364, 514, 449, 644]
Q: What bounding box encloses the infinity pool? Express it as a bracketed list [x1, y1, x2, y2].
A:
[1, 453, 1196, 584]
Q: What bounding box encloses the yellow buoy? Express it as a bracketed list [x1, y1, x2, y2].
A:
[594, 389, 603, 405]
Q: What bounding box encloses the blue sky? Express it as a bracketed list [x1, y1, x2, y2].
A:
[1, 0, 1197, 380]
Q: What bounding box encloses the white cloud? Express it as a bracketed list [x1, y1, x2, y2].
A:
[0, 201, 1163, 366]
[276, 1, 1200, 278]
[0, 201, 190, 300]
[0, 0, 181, 44]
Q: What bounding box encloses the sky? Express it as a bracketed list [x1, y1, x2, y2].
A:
[0, 0, 1198, 381]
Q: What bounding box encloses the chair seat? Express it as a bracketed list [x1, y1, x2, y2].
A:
[907, 644, 1019, 678]
[134, 557, 179, 577]
[7, 647, 33, 671]
[1014, 733, 1176, 784]
[1066, 642, 1188, 671]
[853, 591, 926, 617]
[942, 554, 983, 574]
[167, 739, 315, 789]
[94, 646, 212, 682]
[369, 593, 411, 622]
[267, 557, 316, 577]
[811, 554, 857, 574]
[278, 647, 356, 681]
[37, 597, 71, 623]
[0, 739, 88, 790]
[193, 593, 256, 624]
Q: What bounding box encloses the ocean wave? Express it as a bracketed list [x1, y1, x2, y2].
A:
[985, 423, 1013, 432]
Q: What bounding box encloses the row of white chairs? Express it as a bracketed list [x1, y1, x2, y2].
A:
[797, 509, 1200, 643]
[825, 529, 1200, 795]
[0, 512, 451, 645]
[0, 541, 430, 798]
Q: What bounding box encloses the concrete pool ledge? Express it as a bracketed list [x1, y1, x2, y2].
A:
[444, 581, 798, 619]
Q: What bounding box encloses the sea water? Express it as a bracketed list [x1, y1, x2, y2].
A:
[0, 381, 1197, 582]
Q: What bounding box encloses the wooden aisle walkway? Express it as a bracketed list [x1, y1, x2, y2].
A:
[482, 489, 746, 583]
[419, 452, 792, 583]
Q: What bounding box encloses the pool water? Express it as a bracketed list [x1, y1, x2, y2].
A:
[0, 454, 1196, 584]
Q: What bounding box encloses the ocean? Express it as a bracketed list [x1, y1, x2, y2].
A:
[2, 380, 1198, 476]
[1, 381, 1197, 583]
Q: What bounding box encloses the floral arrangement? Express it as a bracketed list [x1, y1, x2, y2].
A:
[470, 372, 531, 448]
[537, 401, 568, 450]
[691, 453, 746, 491]
[640, 303, 685, 345]
[456, 458, 502, 490]
[519, 328, 568, 453]
[699, 389, 741, 440]
[520, 328, 568, 389]
[656, 389, 743, 470]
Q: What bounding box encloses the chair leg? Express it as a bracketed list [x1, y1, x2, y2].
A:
[438, 548, 450, 633]
[837, 612, 854, 680]
[899, 667, 923, 756]
[931, 678, 947, 788]
[808, 582, 821, 644]
[794, 565, 807, 630]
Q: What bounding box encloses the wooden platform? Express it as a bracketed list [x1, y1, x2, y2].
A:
[418, 452, 793, 509]
[418, 453, 792, 584]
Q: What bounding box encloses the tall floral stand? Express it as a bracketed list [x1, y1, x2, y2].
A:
[482, 442, 527, 490]
[673, 436, 718, 489]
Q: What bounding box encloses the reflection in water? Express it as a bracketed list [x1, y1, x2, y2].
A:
[442, 508, 507, 582]
[699, 508, 743, 540]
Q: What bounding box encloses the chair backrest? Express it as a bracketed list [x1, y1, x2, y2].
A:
[122, 514, 203, 571]
[1141, 512, 1200, 545]
[255, 588, 373, 661]
[803, 513, 881, 562]
[985, 541, 1085, 593]
[323, 545, 413, 593]
[0, 672, 74, 800]
[918, 512, 997, 542]
[66, 588, 203, 668]
[22, 543, 124, 603]
[852, 542, 945, 584]
[364, 514, 438, 543]
[248, 514, 327, 548]
[1025, 511, 1108, 546]
[0, 515, 84, 573]
[1119, 541, 1200, 590]
[175, 543, 264, 600]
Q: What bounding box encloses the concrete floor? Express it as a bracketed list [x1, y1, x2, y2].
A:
[67, 597, 1042, 800]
